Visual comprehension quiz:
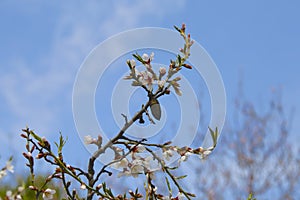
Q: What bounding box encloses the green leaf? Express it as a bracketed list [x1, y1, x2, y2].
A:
[29, 130, 42, 142]
[165, 177, 172, 197]
[102, 182, 107, 191]
[173, 25, 181, 33]
[247, 193, 256, 200]
[176, 175, 187, 180]
[107, 188, 114, 198]
[55, 132, 67, 155]
[165, 177, 171, 190]
[132, 53, 144, 64]
[209, 127, 218, 147]
[166, 166, 178, 170]
[177, 54, 182, 65]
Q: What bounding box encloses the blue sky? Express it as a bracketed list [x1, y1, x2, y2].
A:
[0, 0, 299, 187]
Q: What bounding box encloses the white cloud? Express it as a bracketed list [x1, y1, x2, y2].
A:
[0, 1, 188, 155]
[100, 1, 186, 36]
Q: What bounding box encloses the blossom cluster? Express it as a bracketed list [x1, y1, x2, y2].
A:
[13, 24, 219, 200]
[124, 26, 193, 98]
[0, 158, 25, 200]
[0, 158, 14, 180]
[0, 187, 24, 200]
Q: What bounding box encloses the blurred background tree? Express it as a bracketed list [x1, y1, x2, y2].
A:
[190, 89, 300, 199]
[0, 175, 63, 200]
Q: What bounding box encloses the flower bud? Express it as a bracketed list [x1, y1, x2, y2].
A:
[36, 153, 45, 159]
[29, 185, 37, 190]
[159, 67, 166, 76]
[181, 23, 186, 32]
[80, 183, 86, 190]
[182, 63, 192, 69]
[173, 76, 181, 81]
[96, 183, 103, 190]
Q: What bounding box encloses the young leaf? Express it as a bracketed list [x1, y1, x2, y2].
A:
[173, 25, 181, 33]
[165, 177, 172, 196]
[132, 53, 144, 64]
[176, 175, 187, 180]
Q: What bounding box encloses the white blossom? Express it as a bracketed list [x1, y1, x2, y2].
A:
[80, 183, 87, 190]
[139, 71, 153, 89]
[84, 135, 94, 145]
[0, 170, 7, 179]
[131, 144, 146, 153]
[142, 53, 149, 62]
[129, 158, 145, 177]
[142, 52, 154, 62]
[18, 186, 24, 193]
[142, 156, 154, 171]
[130, 164, 143, 177]
[150, 52, 154, 60]
[6, 190, 12, 198]
[177, 192, 185, 200]
[129, 59, 136, 67]
[42, 188, 56, 200]
[6, 160, 14, 173]
[179, 152, 192, 163]
[159, 67, 166, 76]
[157, 80, 166, 88]
[113, 158, 129, 169]
[201, 149, 213, 159]
[163, 149, 174, 161]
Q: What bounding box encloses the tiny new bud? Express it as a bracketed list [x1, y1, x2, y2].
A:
[36, 153, 44, 159]
[187, 192, 196, 197]
[97, 135, 103, 147]
[20, 133, 27, 138]
[159, 67, 166, 76]
[72, 189, 77, 196]
[193, 147, 204, 154]
[66, 181, 71, 188]
[96, 184, 103, 190]
[139, 115, 145, 124]
[22, 152, 28, 159]
[29, 185, 37, 190]
[80, 183, 86, 190]
[23, 152, 32, 159]
[181, 23, 186, 32]
[30, 145, 35, 153]
[182, 63, 192, 69]
[129, 190, 134, 196]
[55, 167, 62, 173]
